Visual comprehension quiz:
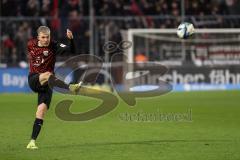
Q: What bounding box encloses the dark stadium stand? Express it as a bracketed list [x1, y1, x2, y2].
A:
[1, 0, 240, 65]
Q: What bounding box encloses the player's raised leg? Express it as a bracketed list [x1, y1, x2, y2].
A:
[40, 71, 82, 94]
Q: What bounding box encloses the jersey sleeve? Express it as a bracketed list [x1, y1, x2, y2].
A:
[55, 39, 76, 55]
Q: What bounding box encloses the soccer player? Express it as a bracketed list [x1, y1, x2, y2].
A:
[26, 26, 81, 149]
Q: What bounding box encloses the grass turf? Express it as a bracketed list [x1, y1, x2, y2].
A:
[0, 90, 239, 160]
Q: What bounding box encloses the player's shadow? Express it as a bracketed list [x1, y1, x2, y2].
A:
[46, 139, 234, 148]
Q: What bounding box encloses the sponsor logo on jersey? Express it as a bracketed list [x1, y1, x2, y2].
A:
[33, 57, 42, 66]
[43, 50, 49, 56]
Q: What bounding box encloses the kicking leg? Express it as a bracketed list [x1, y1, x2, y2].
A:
[39, 71, 69, 89]
[39, 71, 81, 94]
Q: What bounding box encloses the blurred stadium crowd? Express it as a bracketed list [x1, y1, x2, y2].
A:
[1, 0, 240, 66]
[2, 0, 239, 17]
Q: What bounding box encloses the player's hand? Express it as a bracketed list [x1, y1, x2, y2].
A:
[66, 29, 73, 39]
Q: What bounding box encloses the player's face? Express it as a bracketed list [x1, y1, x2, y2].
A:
[38, 32, 50, 47]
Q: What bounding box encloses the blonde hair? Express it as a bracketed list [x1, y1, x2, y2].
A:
[37, 26, 50, 35]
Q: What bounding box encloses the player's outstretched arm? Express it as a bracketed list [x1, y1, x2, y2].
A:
[66, 29, 75, 54]
[55, 29, 76, 55]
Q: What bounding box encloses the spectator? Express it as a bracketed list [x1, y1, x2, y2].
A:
[15, 22, 32, 62]
[1, 0, 19, 16]
[40, 0, 52, 16]
[135, 53, 148, 62]
[2, 35, 17, 64]
[1, 0, 240, 65]
[25, 0, 40, 16]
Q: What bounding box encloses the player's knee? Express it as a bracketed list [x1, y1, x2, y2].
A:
[37, 107, 46, 114]
[44, 72, 53, 79]
[36, 103, 48, 118]
[36, 110, 45, 119]
[40, 72, 52, 81]
[45, 71, 52, 75]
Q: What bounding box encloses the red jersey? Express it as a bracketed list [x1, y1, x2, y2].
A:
[27, 39, 75, 74]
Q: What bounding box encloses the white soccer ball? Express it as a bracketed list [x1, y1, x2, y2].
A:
[177, 22, 195, 39]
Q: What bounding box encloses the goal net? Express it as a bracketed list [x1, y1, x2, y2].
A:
[121, 29, 240, 91]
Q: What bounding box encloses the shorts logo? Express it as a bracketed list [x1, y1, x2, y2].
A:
[43, 51, 49, 56]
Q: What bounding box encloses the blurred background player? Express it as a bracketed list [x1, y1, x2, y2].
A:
[26, 26, 81, 149]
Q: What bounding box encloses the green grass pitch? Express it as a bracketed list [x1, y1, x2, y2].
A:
[0, 90, 240, 160]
